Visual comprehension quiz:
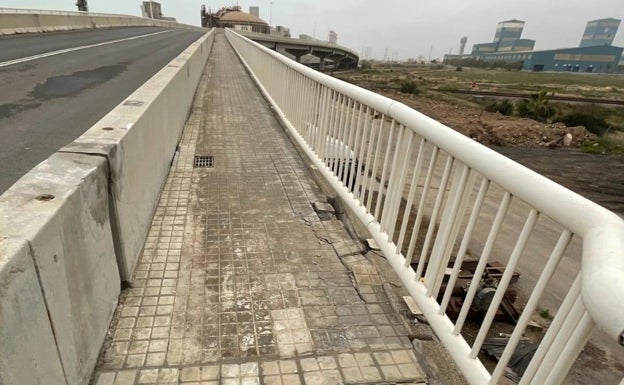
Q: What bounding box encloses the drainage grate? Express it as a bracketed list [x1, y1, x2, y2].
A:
[194, 155, 214, 168]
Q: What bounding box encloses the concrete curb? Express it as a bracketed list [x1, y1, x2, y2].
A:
[0, 153, 120, 385]
[0, 238, 66, 385]
[61, 29, 215, 282]
[0, 29, 215, 385]
[0, 12, 204, 35]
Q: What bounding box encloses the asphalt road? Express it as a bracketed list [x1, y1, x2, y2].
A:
[0, 26, 205, 193]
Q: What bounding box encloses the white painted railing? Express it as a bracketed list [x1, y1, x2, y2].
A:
[225, 29, 624, 385]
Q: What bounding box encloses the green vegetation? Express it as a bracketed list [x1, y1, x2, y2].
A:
[484, 99, 514, 115]
[339, 63, 624, 154]
[554, 112, 610, 136]
[539, 308, 552, 320]
[420, 67, 624, 89]
[400, 80, 420, 95]
[359, 60, 372, 70]
[581, 132, 624, 154]
[516, 90, 555, 122]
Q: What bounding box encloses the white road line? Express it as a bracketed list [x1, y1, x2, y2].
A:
[0, 29, 173, 68]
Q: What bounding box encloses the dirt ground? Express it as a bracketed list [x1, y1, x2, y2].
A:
[373, 88, 596, 147]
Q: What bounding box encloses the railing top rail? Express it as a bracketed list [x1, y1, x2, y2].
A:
[226, 28, 624, 343]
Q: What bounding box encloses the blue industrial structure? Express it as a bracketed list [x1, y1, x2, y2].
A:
[471, 20, 536, 55]
[445, 18, 623, 73]
[474, 45, 623, 73]
[580, 18, 621, 48]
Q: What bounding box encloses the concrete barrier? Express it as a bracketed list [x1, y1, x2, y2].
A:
[0, 238, 66, 385]
[0, 153, 120, 385]
[0, 11, 204, 36]
[61, 30, 214, 281]
[0, 28, 214, 384]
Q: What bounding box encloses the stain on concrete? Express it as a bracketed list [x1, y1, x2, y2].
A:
[30, 64, 127, 101]
[0, 102, 41, 119]
[0, 65, 126, 120]
[17, 64, 37, 73]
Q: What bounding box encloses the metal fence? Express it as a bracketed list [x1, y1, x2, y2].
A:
[225, 29, 624, 385]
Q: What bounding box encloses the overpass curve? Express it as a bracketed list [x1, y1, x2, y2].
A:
[237, 30, 359, 69]
[0, 26, 205, 193]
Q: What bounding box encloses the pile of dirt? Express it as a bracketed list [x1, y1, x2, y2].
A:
[374, 89, 596, 147]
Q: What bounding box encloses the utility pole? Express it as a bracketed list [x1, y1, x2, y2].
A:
[269, 1, 273, 27]
[428, 45, 433, 63]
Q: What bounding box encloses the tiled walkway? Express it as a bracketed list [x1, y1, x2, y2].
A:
[93, 33, 426, 385]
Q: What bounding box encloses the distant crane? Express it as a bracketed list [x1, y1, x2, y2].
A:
[76, 0, 88, 12]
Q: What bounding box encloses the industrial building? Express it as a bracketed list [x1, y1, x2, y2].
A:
[328, 30, 338, 44]
[141, 1, 162, 19]
[200, 5, 270, 34]
[271, 26, 291, 38]
[580, 18, 621, 47]
[471, 20, 536, 54]
[444, 18, 623, 73]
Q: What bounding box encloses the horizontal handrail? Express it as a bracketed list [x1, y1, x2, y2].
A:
[225, 27, 624, 385]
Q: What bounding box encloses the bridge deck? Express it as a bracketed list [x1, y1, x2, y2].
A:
[93, 33, 426, 385]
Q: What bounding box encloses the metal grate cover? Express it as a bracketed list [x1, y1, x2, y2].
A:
[194, 155, 214, 168]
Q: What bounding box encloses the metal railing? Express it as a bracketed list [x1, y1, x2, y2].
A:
[225, 29, 624, 385]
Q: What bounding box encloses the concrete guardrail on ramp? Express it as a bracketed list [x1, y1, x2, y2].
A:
[0, 28, 215, 385]
[0, 9, 204, 35]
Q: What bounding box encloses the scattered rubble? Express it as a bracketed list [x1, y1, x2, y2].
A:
[353, 86, 597, 148]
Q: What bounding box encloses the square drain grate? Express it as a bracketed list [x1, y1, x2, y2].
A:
[194, 155, 214, 168]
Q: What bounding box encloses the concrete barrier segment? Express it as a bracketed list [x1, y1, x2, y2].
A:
[60, 29, 215, 282]
[0, 238, 66, 385]
[0, 12, 205, 35]
[0, 153, 120, 385]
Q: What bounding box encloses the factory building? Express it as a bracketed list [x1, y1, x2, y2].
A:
[141, 1, 162, 19]
[471, 20, 536, 54]
[459, 36, 467, 55]
[200, 5, 269, 34]
[271, 26, 291, 38]
[475, 45, 623, 73]
[444, 18, 623, 74]
[328, 30, 338, 44]
[580, 18, 621, 47]
[494, 20, 525, 45]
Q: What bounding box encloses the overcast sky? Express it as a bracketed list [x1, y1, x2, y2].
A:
[2, 0, 623, 60]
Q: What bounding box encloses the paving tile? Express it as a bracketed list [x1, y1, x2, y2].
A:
[138, 369, 159, 384]
[262, 361, 280, 376]
[300, 358, 320, 372]
[341, 366, 363, 383]
[114, 370, 137, 385]
[94, 372, 115, 385]
[361, 366, 383, 382]
[201, 365, 220, 380]
[181, 366, 201, 382]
